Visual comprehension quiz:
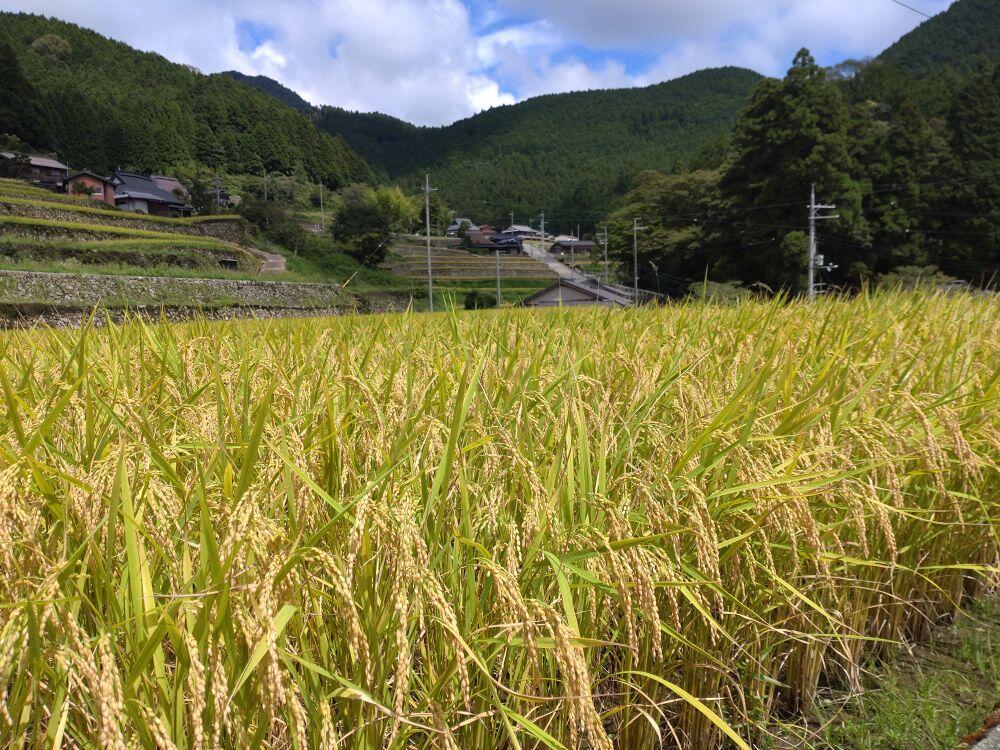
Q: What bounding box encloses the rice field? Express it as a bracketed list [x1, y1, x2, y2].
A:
[0, 292, 997, 749]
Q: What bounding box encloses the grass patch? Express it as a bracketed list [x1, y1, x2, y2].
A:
[0, 258, 264, 280]
[0, 215, 210, 240]
[0, 235, 231, 252]
[768, 599, 1000, 749]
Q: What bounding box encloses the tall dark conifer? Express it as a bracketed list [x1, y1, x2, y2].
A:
[0, 42, 51, 148]
[718, 49, 865, 290]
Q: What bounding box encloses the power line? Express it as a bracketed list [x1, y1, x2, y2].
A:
[887, 0, 933, 19]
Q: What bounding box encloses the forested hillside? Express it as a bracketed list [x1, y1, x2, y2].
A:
[0, 14, 371, 187]
[879, 0, 999, 76]
[314, 68, 763, 222]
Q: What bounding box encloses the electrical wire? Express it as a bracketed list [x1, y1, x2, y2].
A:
[887, 0, 933, 19]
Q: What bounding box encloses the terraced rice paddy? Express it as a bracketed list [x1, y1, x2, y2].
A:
[0, 292, 996, 748]
[387, 243, 558, 281]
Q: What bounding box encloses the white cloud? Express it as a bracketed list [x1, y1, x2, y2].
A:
[0, 0, 952, 124]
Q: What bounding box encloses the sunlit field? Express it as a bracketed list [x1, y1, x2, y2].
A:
[0, 293, 997, 749]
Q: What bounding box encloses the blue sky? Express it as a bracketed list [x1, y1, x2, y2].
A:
[2, 0, 952, 125]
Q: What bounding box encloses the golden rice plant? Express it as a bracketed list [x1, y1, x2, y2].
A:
[0, 291, 997, 749]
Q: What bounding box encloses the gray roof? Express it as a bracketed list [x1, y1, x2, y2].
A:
[523, 278, 635, 307]
[113, 171, 189, 206]
[1, 151, 70, 171]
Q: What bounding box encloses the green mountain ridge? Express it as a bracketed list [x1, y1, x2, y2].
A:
[223, 70, 315, 114]
[0, 13, 372, 187]
[879, 0, 999, 76]
[313, 67, 764, 223]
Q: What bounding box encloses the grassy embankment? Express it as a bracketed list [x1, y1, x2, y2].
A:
[0, 292, 996, 748]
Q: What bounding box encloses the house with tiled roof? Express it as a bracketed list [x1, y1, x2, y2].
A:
[113, 171, 193, 217]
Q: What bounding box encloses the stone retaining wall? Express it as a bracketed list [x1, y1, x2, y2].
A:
[0, 270, 349, 309]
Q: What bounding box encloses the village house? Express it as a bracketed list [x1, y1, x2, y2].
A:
[551, 239, 596, 255]
[502, 224, 551, 240]
[0, 151, 70, 189]
[206, 186, 236, 209]
[522, 278, 635, 308]
[446, 218, 478, 236]
[65, 170, 118, 207]
[152, 175, 190, 201]
[466, 230, 524, 253]
[113, 171, 193, 217]
[502, 224, 536, 238]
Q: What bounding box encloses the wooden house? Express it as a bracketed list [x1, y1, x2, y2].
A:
[0, 151, 69, 189]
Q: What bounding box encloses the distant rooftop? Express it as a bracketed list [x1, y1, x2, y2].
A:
[152, 175, 189, 197]
[1, 152, 70, 171]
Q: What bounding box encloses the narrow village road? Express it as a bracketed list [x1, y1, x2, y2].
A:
[973, 726, 1000, 749]
[522, 241, 589, 282]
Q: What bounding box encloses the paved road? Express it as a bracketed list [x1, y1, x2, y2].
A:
[974, 727, 1000, 749]
[522, 241, 588, 282]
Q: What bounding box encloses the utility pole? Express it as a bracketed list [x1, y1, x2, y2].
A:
[539, 212, 545, 256]
[424, 174, 438, 312]
[808, 184, 839, 300]
[261, 170, 270, 252]
[633, 218, 647, 304]
[597, 227, 610, 287]
[318, 182, 325, 230]
[495, 248, 502, 308]
[510, 211, 514, 230]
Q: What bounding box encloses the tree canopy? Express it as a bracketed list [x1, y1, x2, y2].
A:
[606, 47, 1000, 294]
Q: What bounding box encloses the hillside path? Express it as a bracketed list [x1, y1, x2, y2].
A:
[248, 247, 287, 273]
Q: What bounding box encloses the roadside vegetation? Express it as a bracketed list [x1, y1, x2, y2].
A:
[0, 292, 995, 748]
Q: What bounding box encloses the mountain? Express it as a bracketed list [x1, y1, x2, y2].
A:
[224, 71, 315, 114]
[314, 68, 764, 222]
[0, 13, 371, 187]
[879, 0, 999, 76]
[228, 67, 763, 222]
